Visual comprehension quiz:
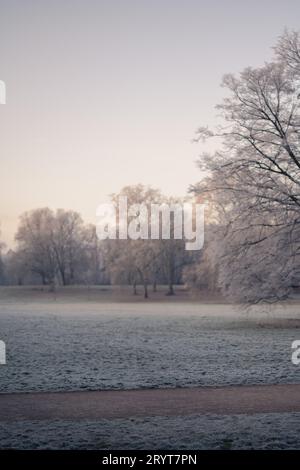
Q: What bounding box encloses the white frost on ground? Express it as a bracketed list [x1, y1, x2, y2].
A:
[0, 302, 300, 392]
[0, 412, 300, 449]
[1, 301, 300, 449]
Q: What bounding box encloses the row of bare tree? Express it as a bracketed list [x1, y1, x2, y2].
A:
[0, 185, 201, 297]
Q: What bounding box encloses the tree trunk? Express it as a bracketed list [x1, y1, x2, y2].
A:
[166, 257, 175, 295]
[49, 281, 56, 293]
[167, 282, 175, 295]
[144, 281, 148, 299]
[60, 269, 66, 286]
[133, 281, 137, 295]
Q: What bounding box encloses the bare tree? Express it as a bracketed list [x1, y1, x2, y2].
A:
[51, 209, 86, 285]
[15, 208, 87, 287]
[105, 185, 163, 298]
[104, 185, 194, 297]
[192, 30, 300, 304]
[16, 208, 57, 286]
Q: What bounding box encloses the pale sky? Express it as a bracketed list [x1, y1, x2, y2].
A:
[1, 0, 300, 247]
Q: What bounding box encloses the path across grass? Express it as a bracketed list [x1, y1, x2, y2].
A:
[1, 383, 300, 422]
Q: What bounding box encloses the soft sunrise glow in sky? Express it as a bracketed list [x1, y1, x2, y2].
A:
[1, 0, 300, 246]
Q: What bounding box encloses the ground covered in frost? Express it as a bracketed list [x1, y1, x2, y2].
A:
[0, 301, 300, 392]
[1, 412, 300, 449]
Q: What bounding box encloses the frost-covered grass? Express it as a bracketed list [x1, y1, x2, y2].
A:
[0, 300, 300, 392]
[1, 412, 300, 449]
[1, 295, 300, 450]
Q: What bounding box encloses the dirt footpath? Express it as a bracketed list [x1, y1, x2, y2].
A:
[1, 383, 300, 422]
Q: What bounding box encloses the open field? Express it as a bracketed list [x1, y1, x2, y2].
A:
[0, 290, 300, 392]
[1, 286, 300, 449]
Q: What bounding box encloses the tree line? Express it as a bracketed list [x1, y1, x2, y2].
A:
[0, 185, 205, 298]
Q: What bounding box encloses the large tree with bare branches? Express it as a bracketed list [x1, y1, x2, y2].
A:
[193, 30, 300, 303]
